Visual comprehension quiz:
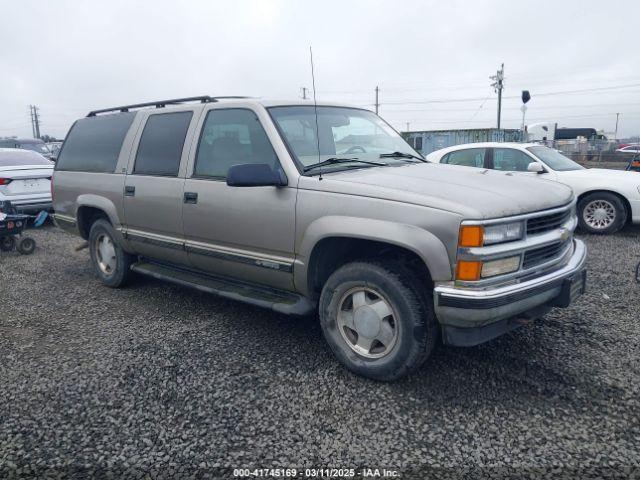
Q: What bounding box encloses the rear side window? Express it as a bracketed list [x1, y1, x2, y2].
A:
[133, 112, 193, 176]
[55, 112, 135, 172]
[442, 148, 485, 167]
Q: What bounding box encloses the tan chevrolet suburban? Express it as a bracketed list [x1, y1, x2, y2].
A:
[52, 96, 587, 380]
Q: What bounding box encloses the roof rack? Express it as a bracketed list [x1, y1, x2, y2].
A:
[86, 96, 250, 117]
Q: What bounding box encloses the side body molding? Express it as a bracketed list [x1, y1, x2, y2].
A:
[294, 215, 453, 296]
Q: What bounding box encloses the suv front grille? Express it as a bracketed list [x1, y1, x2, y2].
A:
[526, 209, 572, 235]
[522, 241, 568, 269]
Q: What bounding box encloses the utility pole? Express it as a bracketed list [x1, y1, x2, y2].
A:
[490, 64, 505, 129]
[375, 86, 379, 114]
[301, 87, 308, 100]
[32, 105, 41, 139]
[614, 113, 620, 140]
[406, 122, 410, 132]
[29, 105, 36, 138]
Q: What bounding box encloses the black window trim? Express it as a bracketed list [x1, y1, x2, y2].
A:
[131, 110, 194, 178]
[191, 106, 285, 182]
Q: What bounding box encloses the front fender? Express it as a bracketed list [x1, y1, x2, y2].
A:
[294, 215, 453, 295]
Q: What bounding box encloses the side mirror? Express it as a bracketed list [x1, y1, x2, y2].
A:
[527, 162, 545, 174]
[226, 163, 287, 187]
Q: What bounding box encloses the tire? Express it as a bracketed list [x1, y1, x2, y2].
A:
[88, 218, 135, 288]
[577, 192, 627, 234]
[319, 260, 438, 381]
[16, 237, 36, 255]
[0, 235, 15, 252]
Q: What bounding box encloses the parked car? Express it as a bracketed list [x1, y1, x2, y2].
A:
[46, 141, 64, 161]
[0, 148, 54, 213]
[427, 142, 640, 235]
[615, 144, 640, 155]
[52, 96, 586, 381]
[0, 138, 55, 161]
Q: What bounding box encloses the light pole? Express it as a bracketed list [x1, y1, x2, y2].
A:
[521, 90, 531, 141]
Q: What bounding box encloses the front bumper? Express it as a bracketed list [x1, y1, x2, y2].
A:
[434, 239, 587, 346]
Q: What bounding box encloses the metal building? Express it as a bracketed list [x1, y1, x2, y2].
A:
[403, 128, 524, 155]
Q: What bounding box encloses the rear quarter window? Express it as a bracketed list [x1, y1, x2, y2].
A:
[55, 112, 136, 172]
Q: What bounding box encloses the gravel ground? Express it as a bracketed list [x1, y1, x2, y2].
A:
[1, 225, 639, 479]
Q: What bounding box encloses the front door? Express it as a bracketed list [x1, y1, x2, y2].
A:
[182, 107, 296, 291]
[123, 109, 197, 265]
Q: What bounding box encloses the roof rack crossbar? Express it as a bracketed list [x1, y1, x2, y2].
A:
[86, 96, 251, 117]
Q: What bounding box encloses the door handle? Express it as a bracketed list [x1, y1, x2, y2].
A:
[184, 192, 198, 204]
[124, 185, 135, 196]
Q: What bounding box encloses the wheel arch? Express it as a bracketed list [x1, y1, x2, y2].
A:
[295, 216, 453, 297]
[76, 195, 120, 239]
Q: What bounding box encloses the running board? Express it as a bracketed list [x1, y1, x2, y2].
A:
[130, 261, 315, 316]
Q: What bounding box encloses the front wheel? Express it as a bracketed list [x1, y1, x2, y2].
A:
[578, 192, 627, 234]
[319, 260, 438, 381]
[88, 219, 134, 288]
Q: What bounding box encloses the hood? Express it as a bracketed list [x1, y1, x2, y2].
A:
[301, 163, 574, 220]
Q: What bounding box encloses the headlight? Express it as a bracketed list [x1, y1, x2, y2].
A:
[483, 222, 524, 245]
[481, 256, 521, 278]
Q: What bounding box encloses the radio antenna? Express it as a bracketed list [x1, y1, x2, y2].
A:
[310, 46, 322, 180]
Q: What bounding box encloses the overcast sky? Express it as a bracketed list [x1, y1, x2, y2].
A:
[2, 0, 639, 140]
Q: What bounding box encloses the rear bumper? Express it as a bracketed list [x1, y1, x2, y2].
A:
[434, 239, 587, 346]
[13, 201, 52, 213]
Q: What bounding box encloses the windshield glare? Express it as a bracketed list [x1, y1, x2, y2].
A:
[269, 106, 420, 170]
[527, 146, 584, 171]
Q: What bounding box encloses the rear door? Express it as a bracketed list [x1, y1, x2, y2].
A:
[122, 108, 200, 265]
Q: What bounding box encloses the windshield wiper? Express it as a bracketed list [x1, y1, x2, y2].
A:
[379, 151, 427, 162]
[303, 157, 386, 173]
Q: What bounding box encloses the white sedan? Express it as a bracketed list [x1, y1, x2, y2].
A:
[0, 148, 54, 213]
[427, 142, 640, 234]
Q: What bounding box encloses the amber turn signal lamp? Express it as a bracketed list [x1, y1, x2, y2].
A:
[459, 225, 483, 247]
[456, 260, 482, 281]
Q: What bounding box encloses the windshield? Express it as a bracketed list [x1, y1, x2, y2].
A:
[268, 106, 421, 171]
[527, 146, 584, 171]
[20, 142, 51, 155]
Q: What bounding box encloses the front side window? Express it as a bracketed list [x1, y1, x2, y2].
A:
[134, 111, 193, 176]
[442, 148, 485, 168]
[194, 109, 279, 179]
[527, 146, 584, 171]
[269, 106, 421, 171]
[492, 148, 533, 172]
